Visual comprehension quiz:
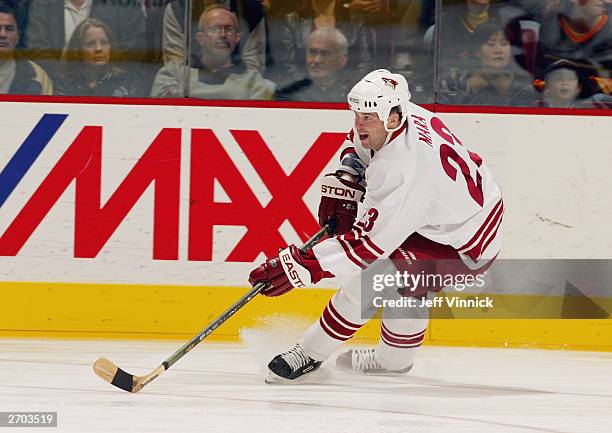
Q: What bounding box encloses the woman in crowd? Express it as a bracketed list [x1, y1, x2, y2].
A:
[436, 0, 500, 73]
[440, 20, 537, 106]
[56, 18, 143, 97]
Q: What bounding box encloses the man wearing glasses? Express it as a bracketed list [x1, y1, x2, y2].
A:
[151, 5, 273, 99]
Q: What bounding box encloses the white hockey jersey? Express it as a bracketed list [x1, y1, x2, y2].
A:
[312, 102, 503, 281]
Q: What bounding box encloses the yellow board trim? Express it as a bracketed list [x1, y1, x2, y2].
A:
[1, 282, 610, 351]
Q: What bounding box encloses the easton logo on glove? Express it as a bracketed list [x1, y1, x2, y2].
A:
[321, 184, 360, 199]
[279, 247, 310, 288]
[320, 175, 365, 201]
[318, 173, 365, 235]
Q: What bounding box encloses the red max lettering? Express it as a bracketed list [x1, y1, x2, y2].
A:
[0, 126, 344, 262]
[189, 129, 343, 261]
[0, 127, 181, 260]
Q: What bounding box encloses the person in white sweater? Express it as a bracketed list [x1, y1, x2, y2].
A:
[151, 4, 273, 99]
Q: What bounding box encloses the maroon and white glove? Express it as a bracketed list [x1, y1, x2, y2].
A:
[318, 174, 365, 235]
[249, 245, 332, 296]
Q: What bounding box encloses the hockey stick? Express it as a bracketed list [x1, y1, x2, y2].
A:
[93, 225, 330, 393]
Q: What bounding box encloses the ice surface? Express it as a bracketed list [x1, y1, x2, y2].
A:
[0, 338, 610, 433]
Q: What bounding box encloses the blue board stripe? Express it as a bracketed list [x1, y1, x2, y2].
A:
[0, 114, 68, 209]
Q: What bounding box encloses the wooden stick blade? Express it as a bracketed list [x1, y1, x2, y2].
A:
[93, 358, 136, 393]
[132, 365, 165, 393]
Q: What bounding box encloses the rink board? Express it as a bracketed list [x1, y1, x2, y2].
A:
[0, 100, 611, 350]
[2, 281, 612, 352]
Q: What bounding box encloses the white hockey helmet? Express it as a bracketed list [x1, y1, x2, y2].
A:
[347, 69, 410, 133]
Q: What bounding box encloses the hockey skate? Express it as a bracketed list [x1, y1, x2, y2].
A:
[265, 343, 322, 384]
[336, 348, 413, 374]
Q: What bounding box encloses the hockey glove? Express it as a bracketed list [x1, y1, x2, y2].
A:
[249, 245, 330, 296]
[318, 174, 365, 235]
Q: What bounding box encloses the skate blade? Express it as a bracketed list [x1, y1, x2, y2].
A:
[264, 370, 291, 384]
[336, 363, 414, 376]
[264, 369, 321, 385]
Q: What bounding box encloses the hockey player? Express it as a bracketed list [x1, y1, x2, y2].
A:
[249, 69, 503, 383]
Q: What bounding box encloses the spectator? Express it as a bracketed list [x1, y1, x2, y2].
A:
[343, 0, 394, 67]
[440, 20, 537, 106]
[393, 0, 435, 48]
[436, 0, 500, 73]
[151, 5, 273, 99]
[537, 0, 611, 98]
[162, 0, 267, 73]
[391, 46, 433, 103]
[26, 0, 146, 80]
[0, 0, 29, 49]
[0, 4, 52, 94]
[589, 91, 612, 108]
[536, 59, 586, 107]
[276, 26, 349, 101]
[137, 0, 169, 94]
[497, 0, 574, 25]
[141, 0, 166, 66]
[55, 18, 142, 97]
[391, 0, 438, 103]
[268, 0, 374, 86]
[259, 0, 294, 20]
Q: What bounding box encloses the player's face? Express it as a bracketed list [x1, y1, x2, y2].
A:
[354, 112, 387, 150]
[82, 26, 111, 66]
[0, 13, 19, 57]
[545, 69, 580, 104]
[477, 31, 511, 71]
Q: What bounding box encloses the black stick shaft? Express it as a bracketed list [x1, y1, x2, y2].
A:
[162, 225, 329, 370]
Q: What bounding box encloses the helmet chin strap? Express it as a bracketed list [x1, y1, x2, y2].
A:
[381, 114, 405, 147]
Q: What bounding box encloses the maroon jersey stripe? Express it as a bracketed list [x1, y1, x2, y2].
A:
[343, 237, 378, 264]
[344, 230, 384, 256]
[464, 203, 504, 261]
[474, 213, 504, 259]
[459, 199, 503, 251]
[362, 235, 384, 255]
[337, 238, 367, 269]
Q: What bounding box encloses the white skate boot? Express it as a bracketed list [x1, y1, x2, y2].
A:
[265, 343, 322, 384]
[336, 348, 413, 374]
